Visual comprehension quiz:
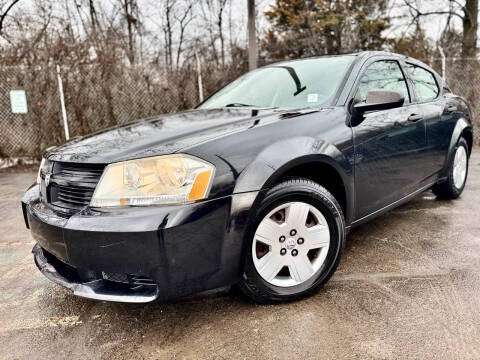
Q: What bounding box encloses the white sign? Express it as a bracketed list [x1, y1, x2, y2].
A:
[10, 90, 28, 114]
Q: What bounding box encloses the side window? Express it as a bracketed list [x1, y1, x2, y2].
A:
[405, 63, 439, 102]
[357, 60, 410, 103]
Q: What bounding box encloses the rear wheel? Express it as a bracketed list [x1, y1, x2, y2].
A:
[238, 178, 345, 304]
[433, 137, 469, 199]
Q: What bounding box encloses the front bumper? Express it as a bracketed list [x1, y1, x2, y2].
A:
[33, 243, 159, 302]
[22, 184, 258, 302]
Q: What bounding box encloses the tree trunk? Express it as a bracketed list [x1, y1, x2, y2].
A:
[88, 0, 97, 34]
[218, 0, 226, 68]
[123, 0, 136, 65]
[462, 0, 478, 57]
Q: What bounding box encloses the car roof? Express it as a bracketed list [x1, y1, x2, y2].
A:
[269, 51, 418, 64]
[267, 51, 440, 80]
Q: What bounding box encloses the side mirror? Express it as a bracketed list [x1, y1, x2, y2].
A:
[353, 89, 404, 115]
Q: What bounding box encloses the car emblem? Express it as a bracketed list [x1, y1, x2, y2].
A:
[286, 238, 296, 250]
[45, 173, 51, 187]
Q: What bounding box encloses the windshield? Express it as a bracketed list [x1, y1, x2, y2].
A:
[198, 56, 355, 109]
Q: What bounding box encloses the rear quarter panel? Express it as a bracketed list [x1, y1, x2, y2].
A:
[442, 97, 474, 173]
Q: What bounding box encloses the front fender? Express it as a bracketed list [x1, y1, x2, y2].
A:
[233, 136, 354, 221]
[233, 136, 352, 192]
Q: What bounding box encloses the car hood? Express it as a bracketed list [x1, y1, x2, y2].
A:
[46, 108, 290, 164]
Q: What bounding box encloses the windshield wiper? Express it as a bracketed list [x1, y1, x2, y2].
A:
[224, 103, 254, 107]
[275, 66, 306, 96]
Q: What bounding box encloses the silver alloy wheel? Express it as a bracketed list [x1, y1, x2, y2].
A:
[252, 201, 330, 287]
[453, 145, 467, 189]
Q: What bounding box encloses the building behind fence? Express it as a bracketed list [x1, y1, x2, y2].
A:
[1, 58, 479, 160]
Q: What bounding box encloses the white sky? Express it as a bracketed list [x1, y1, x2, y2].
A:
[386, 0, 464, 41]
[5, 0, 466, 46]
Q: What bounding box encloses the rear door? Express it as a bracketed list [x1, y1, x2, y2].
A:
[404, 63, 457, 176]
[352, 58, 429, 219]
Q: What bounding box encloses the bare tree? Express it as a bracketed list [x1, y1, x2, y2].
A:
[163, 0, 174, 69]
[200, 1, 219, 66]
[88, 0, 100, 35]
[199, 0, 228, 67]
[217, 0, 227, 67]
[463, 0, 478, 57]
[403, 0, 478, 57]
[175, 0, 194, 69]
[120, 0, 139, 65]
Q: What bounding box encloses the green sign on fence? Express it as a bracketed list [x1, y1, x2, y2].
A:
[10, 90, 28, 114]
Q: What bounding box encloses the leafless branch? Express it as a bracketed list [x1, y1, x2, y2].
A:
[0, 0, 21, 34]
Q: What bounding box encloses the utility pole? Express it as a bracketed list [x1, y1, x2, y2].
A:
[247, 0, 257, 71]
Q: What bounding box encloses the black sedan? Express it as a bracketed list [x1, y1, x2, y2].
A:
[22, 51, 473, 304]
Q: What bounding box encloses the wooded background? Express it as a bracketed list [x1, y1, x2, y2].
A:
[0, 0, 478, 159]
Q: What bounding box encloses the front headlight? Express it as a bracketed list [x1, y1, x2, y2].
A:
[90, 154, 215, 207]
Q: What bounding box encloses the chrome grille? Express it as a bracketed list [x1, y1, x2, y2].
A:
[51, 184, 95, 207]
[46, 161, 105, 211]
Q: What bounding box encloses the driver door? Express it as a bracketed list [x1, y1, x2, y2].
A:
[352, 59, 428, 220]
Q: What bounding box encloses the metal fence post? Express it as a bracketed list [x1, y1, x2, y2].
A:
[438, 46, 447, 81]
[56, 65, 70, 140]
[195, 50, 204, 102]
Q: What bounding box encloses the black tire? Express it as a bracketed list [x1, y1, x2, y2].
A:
[237, 177, 345, 304]
[432, 137, 469, 199]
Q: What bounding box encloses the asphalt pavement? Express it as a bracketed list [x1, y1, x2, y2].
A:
[1, 151, 480, 359]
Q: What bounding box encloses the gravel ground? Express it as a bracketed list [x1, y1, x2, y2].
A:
[1, 151, 480, 359]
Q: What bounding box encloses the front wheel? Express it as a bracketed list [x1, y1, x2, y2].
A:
[433, 137, 469, 199]
[237, 178, 345, 304]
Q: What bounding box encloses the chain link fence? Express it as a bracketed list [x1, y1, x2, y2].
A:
[0, 63, 201, 160]
[0, 66, 60, 159]
[440, 58, 480, 136]
[1, 58, 479, 161]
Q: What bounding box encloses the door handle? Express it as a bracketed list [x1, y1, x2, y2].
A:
[408, 114, 423, 122]
[446, 105, 457, 113]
